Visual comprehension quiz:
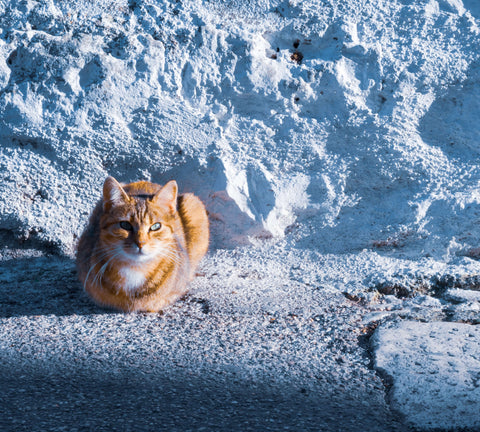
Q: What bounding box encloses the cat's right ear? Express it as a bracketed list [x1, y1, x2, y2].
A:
[103, 176, 129, 210]
[152, 180, 178, 213]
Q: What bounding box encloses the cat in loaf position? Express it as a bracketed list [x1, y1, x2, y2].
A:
[76, 176, 209, 312]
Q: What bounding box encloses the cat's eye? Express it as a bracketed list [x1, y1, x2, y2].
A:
[119, 221, 133, 231]
[150, 222, 162, 232]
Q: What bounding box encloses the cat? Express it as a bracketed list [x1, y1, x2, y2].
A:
[76, 176, 209, 312]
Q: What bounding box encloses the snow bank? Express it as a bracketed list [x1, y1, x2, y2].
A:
[0, 0, 479, 258]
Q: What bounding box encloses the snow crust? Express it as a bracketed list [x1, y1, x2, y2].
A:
[373, 321, 480, 430]
[1, 0, 480, 430]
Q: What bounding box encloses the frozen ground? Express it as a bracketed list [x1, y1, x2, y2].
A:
[1, 0, 480, 430]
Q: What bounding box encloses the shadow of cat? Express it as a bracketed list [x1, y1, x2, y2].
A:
[0, 255, 110, 318]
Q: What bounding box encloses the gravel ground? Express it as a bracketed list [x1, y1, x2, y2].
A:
[0, 245, 407, 432]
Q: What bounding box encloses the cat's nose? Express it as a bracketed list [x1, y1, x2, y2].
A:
[135, 240, 146, 252]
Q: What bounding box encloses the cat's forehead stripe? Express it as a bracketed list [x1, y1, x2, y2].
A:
[133, 199, 148, 221]
[131, 195, 152, 220]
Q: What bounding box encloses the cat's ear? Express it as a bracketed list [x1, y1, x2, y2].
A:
[152, 180, 178, 212]
[103, 176, 129, 210]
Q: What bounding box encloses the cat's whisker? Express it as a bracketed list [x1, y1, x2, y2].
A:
[84, 249, 122, 291]
[92, 251, 123, 289]
[83, 248, 117, 273]
[79, 246, 117, 268]
[155, 249, 183, 266]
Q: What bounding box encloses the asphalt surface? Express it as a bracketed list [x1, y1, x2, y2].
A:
[0, 363, 404, 432]
[0, 251, 407, 432]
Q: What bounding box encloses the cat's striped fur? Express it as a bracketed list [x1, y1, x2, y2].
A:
[76, 176, 209, 312]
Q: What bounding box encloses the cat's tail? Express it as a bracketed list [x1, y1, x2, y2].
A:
[177, 193, 209, 278]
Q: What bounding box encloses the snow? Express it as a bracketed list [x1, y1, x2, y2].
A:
[1, 0, 480, 430]
[372, 321, 480, 431]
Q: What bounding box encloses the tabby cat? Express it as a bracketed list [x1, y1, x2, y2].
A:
[76, 176, 209, 312]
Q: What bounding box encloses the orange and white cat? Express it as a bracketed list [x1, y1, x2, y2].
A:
[76, 176, 209, 312]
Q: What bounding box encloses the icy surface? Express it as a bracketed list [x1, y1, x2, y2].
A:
[1, 0, 480, 430]
[373, 321, 480, 431]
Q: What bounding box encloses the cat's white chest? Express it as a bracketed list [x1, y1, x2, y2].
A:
[119, 267, 146, 292]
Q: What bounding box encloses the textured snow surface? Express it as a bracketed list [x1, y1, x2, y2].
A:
[0, 0, 479, 257]
[373, 321, 480, 430]
[1, 0, 480, 430]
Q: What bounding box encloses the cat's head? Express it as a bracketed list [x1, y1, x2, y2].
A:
[99, 176, 178, 263]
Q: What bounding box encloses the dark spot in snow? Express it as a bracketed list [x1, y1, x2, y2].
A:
[290, 51, 303, 64]
[374, 282, 414, 298]
[343, 292, 366, 304]
[35, 189, 49, 200]
[128, 0, 138, 11]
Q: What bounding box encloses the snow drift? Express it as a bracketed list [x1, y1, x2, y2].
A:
[0, 0, 479, 259]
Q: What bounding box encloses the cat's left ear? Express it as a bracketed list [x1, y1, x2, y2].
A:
[152, 180, 178, 212]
